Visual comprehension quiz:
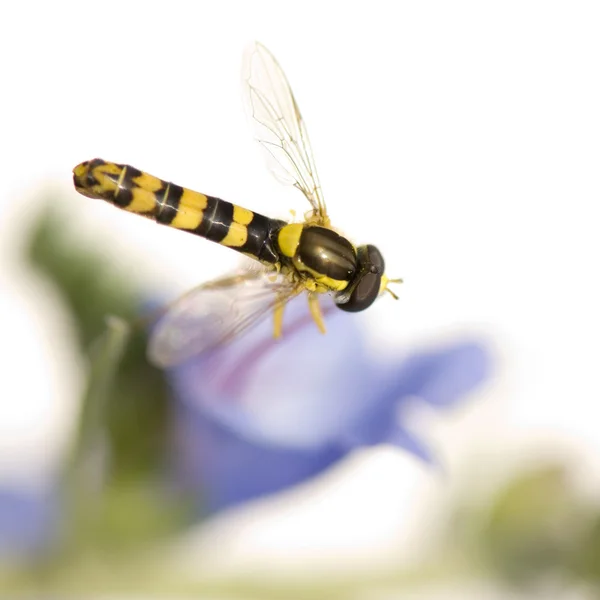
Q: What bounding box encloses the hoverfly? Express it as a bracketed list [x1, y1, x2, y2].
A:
[73, 43, 401, 367]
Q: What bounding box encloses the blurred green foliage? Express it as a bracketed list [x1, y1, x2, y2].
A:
[448, 462, 600, 593]
[23, 198, 192, 560]
[478, 465, 579, 585]
[572, 511, 600, 585]
[27, 200, 169, 482]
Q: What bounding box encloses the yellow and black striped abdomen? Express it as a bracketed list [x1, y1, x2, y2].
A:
[73, 158, 283, 264]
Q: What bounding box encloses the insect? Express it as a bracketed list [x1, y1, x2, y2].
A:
[73, 42, 402, 367]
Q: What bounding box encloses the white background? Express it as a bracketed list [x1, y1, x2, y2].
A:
[1, 0, 600, 583]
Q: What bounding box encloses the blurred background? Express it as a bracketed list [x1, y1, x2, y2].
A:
[1, 1, 600, 598]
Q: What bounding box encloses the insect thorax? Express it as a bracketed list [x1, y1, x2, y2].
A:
[276, 223, 357, 293]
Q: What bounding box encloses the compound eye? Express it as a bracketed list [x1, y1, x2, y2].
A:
[335, 245, 384, 313]
[366, 244, 384, 273]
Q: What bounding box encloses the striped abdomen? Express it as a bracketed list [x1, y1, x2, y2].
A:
[73, 158, 282, 264]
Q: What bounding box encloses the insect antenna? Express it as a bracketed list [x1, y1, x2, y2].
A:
[384, 277, 403, 300]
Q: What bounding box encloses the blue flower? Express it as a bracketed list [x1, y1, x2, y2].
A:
[167, 296, 492, 514]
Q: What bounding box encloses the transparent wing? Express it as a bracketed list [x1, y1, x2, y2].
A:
[147, 271, 300, 368]
[242, 42, 328, 224]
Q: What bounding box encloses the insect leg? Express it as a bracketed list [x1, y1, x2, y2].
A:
[307, 293, 326, 334]
[273, 295, 286, 338]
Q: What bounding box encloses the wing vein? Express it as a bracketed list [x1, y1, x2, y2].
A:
[242, 42, 329, 223]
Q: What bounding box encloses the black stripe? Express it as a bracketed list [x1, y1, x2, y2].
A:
[87, 158, 107, 188]
[113, 164, 142, 208]
[237, 214, 284, 264]
[156, 182, 183, 224]
[195, 195, 233, 243]
[263, 218, 285, 263]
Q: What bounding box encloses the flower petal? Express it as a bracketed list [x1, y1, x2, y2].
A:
[173, 401, 344, 513]
[170, 295, 380, 449]
[339, 340, 492, 449]
[390, 340, 492, 408]
[170, 335, 492, 513]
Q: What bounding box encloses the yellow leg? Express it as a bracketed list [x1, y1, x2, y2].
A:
[308, 293, 326, 334]
[273, 297, 285, 338]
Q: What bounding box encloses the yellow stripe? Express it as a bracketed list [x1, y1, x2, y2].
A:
[312, 272, 348, 292]
[94, 162, 121, 195]
[126, 187, 158, 213]
[277, 223, 303, 258]
[220, 222, 248, 247]
[293, 260, 349, 292]
[98, 162, 121, 177]
[133, 171, 164, 192]
[171, 188, 208, 229]
[219, 204, 256, 247]
[73, 163, 87, 178]
[233, 205, 254, 225]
